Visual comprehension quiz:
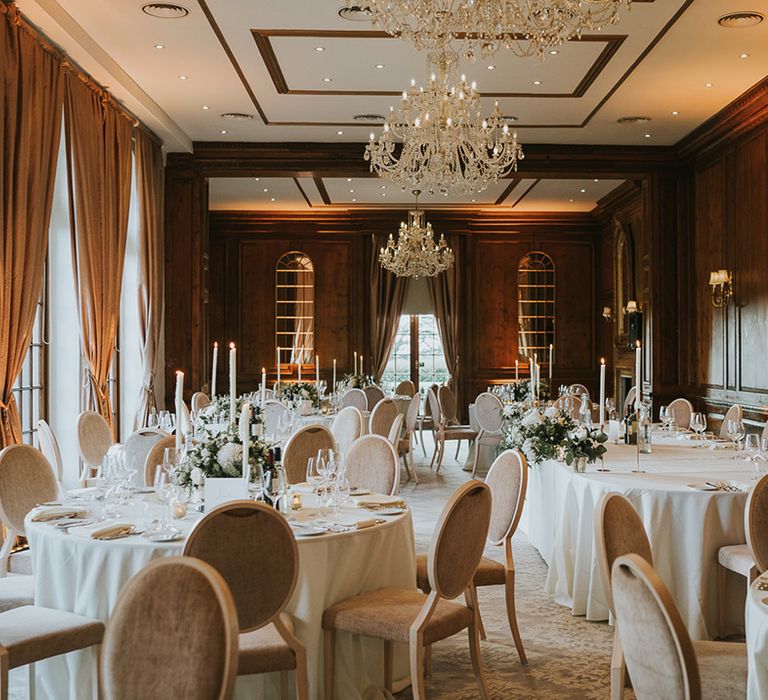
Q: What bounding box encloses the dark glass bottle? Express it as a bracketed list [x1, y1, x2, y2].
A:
[261, 449, 275, 507]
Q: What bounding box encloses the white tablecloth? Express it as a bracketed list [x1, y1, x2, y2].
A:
[524, 433, 752, 640]
[26, 494, 415, 700]
[747, 573, 768, 699]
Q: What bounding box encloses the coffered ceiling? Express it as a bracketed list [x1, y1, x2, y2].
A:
[17, 0, 768, 210]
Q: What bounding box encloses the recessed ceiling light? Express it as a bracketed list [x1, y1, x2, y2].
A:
[569, 198, 575, 202]
[375, 63, 385, 69]
[315, 46, 325, 52]
[349, 189, 355, 193]
[487, 65, 495, 70]
[533, 80, 542, 85]
[154, 43, 165, 49]
[337, 130, 344, 135]
[254, 178, 260, 181]
[594, 178, 599, 182]
[270, 198, 276, 202]
[219, 129, 227, 134]
[717, 11, 764, 28]
[705, 82, 714, 88]
[381, 185, 386, 189]
[580, 188, 586, 193]
[471, 199, 476, 202]
[323, 77, 332, 83]
[671, 111, 679, 116]
[263, 188, 268, 192]
[549, 49, 559, 55]
[178, 75, 188, 80]
[141, 3, 189, 19]
[644, 133, 652, 138]
[381, 192, 387, 197]
[201, 105, 209, 110]
[739, 52, 749, 59]
[352, 197, 357, 202]
[346, 178, 353, 182]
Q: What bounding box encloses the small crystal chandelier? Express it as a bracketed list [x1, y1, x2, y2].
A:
[379, 192, 454, 278]
[366, 51, 523, 196]
[353, 0, 630, 59]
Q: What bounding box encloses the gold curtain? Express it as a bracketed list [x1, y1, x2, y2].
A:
[370, 234, 407, 381]
[0, 5, 63, 448]
[133, 129, 164, 429]
[64, 73, 132, 435]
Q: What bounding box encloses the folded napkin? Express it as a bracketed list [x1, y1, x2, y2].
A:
[31, 507, 88, 523]
[354, 519, 380, 530]
[355, 499, 407, 510]
[90, 523, 135, 540]
[353, 494, 405, 506]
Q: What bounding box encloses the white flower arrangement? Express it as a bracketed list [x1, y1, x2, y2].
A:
[279, 382, 320, 408]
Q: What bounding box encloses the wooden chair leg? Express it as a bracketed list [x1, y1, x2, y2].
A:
[435, 437, 446, 473]
[610, 627, 626, 700]
[425, 644, 433, 678]
[401, 452, 412, 483]
[280, 670, 289, 700]
[454, 440, 461, 460]
[383, 640, 393, 693]
[323, 629, 335, 700]
[0, 649, 8, 700]
[469, 584, 487, 640]
[293, 641, 309, 700]
[505, 571, 527, 664]
[717, 563, 727, 638]
[419, 425, 427, 457]
[409, 639, 427, 700]
[467, 620, 490, 700]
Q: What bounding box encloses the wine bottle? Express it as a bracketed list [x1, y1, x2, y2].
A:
[261, 449, 275, 507]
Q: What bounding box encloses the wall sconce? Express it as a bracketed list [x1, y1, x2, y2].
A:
[602, 306, 614, 322]
[625, 299, 640, 314]
[709, 269, 733, 308]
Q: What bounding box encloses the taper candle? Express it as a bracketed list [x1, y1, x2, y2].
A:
[549, 343, 554, 382]
[240, 402, 250, 486]
[211, 342, 218, 397]
[635, 341, 642, 411]
[315, 355, 320, 386]
[276, 347, 281, 387]
[298, 360, 302, 384]
[229, 343, 236, 425]
[261, 367, 266, 405]
[354, 351, 357, 374]
[333, 358, 337, 391]
[515, 359, 519, 382]
[174, 371, 184, 451]
[599, 358, 606, 428]
[529, 357, 535, 402]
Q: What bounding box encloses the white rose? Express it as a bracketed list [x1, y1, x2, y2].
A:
[217, 442, 243, 469]
[521, 410, 543, 427]
[191, 467, 203, 486]
[544, 406, 561, 420]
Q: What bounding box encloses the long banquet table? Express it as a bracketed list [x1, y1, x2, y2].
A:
[26, 492, 416, 700]
[523, 432, 753, 640]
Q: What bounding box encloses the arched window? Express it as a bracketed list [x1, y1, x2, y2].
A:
[275, 252, 314, 365]
[517, 251, 555, 362]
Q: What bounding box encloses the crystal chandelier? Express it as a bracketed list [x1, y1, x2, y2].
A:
[353, 0, 630, 59]
[366, 52, 523, 196]
[379, 193, 454, 278]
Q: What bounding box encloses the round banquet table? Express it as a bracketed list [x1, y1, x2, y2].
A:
[26, 492, 416, 700]
[747, 572, 768, 699]
[523, 431, 753, 640]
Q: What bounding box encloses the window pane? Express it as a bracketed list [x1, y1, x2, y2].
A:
[382, 315, 411, 389]
[417, 314, 448, 387]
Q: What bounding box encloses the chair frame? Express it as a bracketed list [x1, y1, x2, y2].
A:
[397, 395, 421, 484]
[340, 388, 367, 413]
[368, 397, 398, 438]
[470, 392, 504, 479]
[430, 386, 477, 472]
[330, 406, 363, 456]
[76, 410, 113, 485]
[345, 434, 400, 496]
[282, 424, 336, 484]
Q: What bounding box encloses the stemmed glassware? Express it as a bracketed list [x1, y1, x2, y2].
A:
[690, 413, 707, 446]
[659, 405, 670, 432]
[745, 434, 761, 478]
[605, 398, 617, 422]
[727, 419, 746, 455]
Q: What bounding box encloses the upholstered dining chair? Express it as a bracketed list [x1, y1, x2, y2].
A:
[191, 391, 211, 413]
[143, 435, 176, 487]
[76, 410, 113, 485]
[416, 386, 438, 457]
[594, 492, 654, 700]
[611, 554, 747, 700]
[363, 385, 385, 411]
[394, 380, 416, 397]
[331, 406, 363, 456]
[622, 387, 636, 415]
[417, 449, 528, 664]
[667, 397, 693, 431]
[263, 400, 290, 437]
[322, 480, 492, 700]
[397, 394, 422, 484]
[386, 413, 404, 447]
[716, 471, 768, 636]
[344, 435, 400, 496]
[184, 501, 308, 699]
[369, 397, 398, 438]
[471, 392, 504, 478]
[123, 429, 167, 489]
[36, 420, 64, 490]
[569, 384, 590, 399]
[283, 425, 336, 484]
[341, 388, 367, 412]
[430, 386, 478, 472]
[0, 445, 58, 578]
[101, 557, 238, 700]
[720, 404, 743, 439]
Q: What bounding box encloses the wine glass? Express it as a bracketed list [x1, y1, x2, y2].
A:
[659, 405, 670, 432]
[146, 407, 159, 429]
[605, 398, 617, 422]
[690, 413, 706, 445]
[306, 457, 317, 488]
[728, 420, 746, 454]
[745, 434, 761, 478]
[158, 410, 173, 433]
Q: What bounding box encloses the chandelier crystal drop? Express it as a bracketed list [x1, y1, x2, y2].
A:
[366, 52, 524, 196]
[379, 193, 454, 278]
[352, 0, 630, 59]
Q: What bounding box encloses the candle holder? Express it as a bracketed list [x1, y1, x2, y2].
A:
[633, 407, 645, 473]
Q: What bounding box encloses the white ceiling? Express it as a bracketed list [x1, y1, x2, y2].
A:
[17, 0, 768, 210]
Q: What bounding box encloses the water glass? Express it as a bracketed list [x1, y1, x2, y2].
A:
[146, 408, 159, 429]
[690, 413, 706, 445]
[659, 405, 670, 431]
[727, 419, 746, 453]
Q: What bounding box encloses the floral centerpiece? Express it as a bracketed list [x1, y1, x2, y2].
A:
[279, 381, 320, 409]
[509, 378, 551, 402]
[563, 426, 609, 470]
[499, 405, 575, 465]
[195, 394, 254, 427]
[342, 373, 375, 389]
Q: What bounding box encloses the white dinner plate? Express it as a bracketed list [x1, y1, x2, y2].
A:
[687, 483, 719, 491]
[142, 528, 183, 542]
[369, 507, 404, 516]
[292, 526, 326, 537]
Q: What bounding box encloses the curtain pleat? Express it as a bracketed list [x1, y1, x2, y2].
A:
[64, 73, 132, 436]
[133, 130, 164, 429]
[0, 5, 63, 448]
[370, 234, 407, 382]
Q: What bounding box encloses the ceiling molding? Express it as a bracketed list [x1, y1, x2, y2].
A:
[293, 177, 313, 207]
[591, 179, 643, 221]
[510, 179, 541, 208]
[494, 179, 521, 206]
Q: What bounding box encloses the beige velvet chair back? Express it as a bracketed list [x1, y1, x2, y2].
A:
[404, 394, 421, 434]
[144, 436, 176, 486]
[101, 556, 238, 700]
[369, 398, 399, 438]
[668, 398, 693, 430]
[191, 392, 211, 412]
[427, 387, 442, 427]
[387, 413, 404, 445]
[77, 410, 113, 468]
[178, 400, 192, 436]
[611, 554, 701, 700]
[394, 380, 416, 397]
[341, 388, 367, 412]
[594, 492, 653, 615]
[37, 419, 63, 483]
[746, 472, 768, 574]
[123, 429, 167, 487]
[474, 392, 504, 434]
[438, 385, 458, 424]
[427, 480, 492, 600]
[283, 425, 335, 484]
[485, 450, 528, 545]
[364, 385, 385, 410]
[345, 435, 400, 496]
[184, 501, 299, 632]
[262, 400, 289, 436]
[720, 404, 743, 438]
[0, 444, 58, 535]
[331, 406, 362, 455]
[570, 384, 590, 399]
[622, 387, 636, 415]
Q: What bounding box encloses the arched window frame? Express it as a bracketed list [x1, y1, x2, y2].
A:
[517, 251, 556, 363]
[275, 251, 315, 366]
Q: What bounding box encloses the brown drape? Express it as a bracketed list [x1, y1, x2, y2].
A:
[64, 73, 132, 435]
[428, 234, 462, 412]
[370, 234, 407, 381]
[0, 5, 63, 448]
[133, 130, 164, 430]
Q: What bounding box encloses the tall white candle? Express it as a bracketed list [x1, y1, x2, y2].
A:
[261, 367, 266, 405]
[239, 402, 250, 486]
[360, 355, 364, 375]
[354, 351, 357, 375]
[229, 343, 236, 425]
[276, 347, 281, 388]
[297, 360, 302, 384]
[174, 371, 184, 451]
[599, 358, 606, 428]
[333, 358, 337, 391]
[529, 357, 535, 402]
[316, 355, 320, 386]
[634, 341, 642, 411]
[536, 363, 541, 398]
[549, 343, 553, 383]
[515, 359, 519, 382]
[211, 342, 218, 397]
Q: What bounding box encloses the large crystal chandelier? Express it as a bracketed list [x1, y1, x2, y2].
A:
[379, 192, 454, 278]
[366, 52, 523, 196]
[353, 0, 630, 59]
